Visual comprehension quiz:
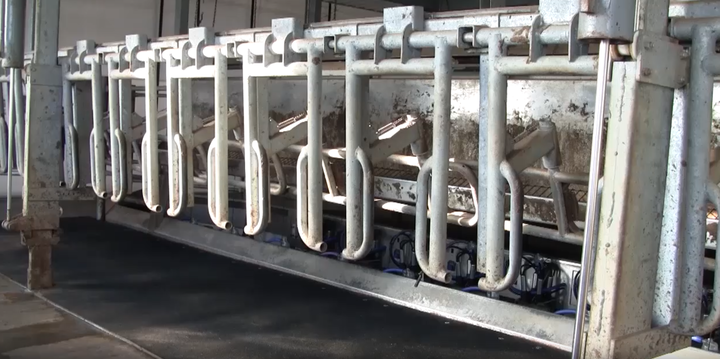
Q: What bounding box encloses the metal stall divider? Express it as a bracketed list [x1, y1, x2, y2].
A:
[163, 37, 197, 217]
[105, 46, 134, 203]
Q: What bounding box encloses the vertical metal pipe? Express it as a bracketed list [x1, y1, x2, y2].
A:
[3, 0, 25, 68]
[476, 53, 489, 274]
[485, 34, 508, 285]
[108, 60, 122, 201]
[306, 49, 324, 251]
[241, 62, 261, 233]
[90, 58, 106, 198]
[213, 48, 229, 229]
[5, 68, 16, 220]
[0, 0, 6, 57]
[678, 26, 717, 334]
[12, 66, 22, 175]
[571, 39, 611, 359]
[62, 64, 74, 186]
[428, 43, 452, 282]
[142, 57, 161, 211]
[119, 62, 133, 200]
[344, 45, 363, 256]
[166, 57, 181, 215]
[179, 77, 193, 208]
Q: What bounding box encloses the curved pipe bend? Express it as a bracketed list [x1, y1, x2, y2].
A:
[244, 140, 269, 236]
[89, 128, 108, 199]
[414, 156, 453, 283]
[207, 140, 231, 230]
[341, 147, 375, 261]
[477, 160, 524, 292]
[166, 133, 188, 216]
[296, 146, 327, 252]
[682, 179, 720, 335]
[110, 129, 128, 202]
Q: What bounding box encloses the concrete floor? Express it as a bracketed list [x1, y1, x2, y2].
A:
[0, 274, 154, 358]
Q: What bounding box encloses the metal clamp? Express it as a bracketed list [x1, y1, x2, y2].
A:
[477, 160, 524, 292]
[341, 147, 374, 260]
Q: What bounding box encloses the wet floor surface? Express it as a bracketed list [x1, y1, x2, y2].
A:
[0, 218, 569, 359]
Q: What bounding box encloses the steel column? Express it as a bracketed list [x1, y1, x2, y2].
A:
[19, 0, 62, 290]
[582, 63, 685, 359]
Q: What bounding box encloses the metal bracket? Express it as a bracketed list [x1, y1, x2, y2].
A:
[633, 31, 689, 89]
[382, 6, 424, 33]
[75, 40, 96, 73]
[471, 25, 488, 48]
[400, 24, 420, 64]
[457, 26, 473, 49]
[262, 35, 281, 66]
[373, 26, 387, 64]
[568, 13, 588, 62]
[272, 18, 302, 65]
[529, 16, 544, 63]
[125, 34, 148, 71]
[189, 27, 215, 67]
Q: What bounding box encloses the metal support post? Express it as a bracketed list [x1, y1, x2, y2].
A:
[19, 0, 62, 290]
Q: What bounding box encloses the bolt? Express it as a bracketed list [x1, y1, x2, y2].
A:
[642, 68, 652, 76]
[678, 76, 687, 85]
[644, 42, 654, 51]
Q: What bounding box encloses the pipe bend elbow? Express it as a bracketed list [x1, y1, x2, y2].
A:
[478, 160, 523, 292]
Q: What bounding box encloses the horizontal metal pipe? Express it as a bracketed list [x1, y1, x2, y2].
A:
[347, 58, 436, 76]
[495, 56, 599, 76]
[65, 72, 94, 81]
[671, 18, 720, 40]
[287, 146, 590, 187]
[245, 62, 346, 78]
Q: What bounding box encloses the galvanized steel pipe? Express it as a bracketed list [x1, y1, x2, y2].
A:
[483, 34, 509, 289]
[427, 43, 453, 283]
[141, 55, 161, 212]
[209, 48, 230, 229]
[2, 0, 25, 68]
[676, 24, 719, 334]
[90, 58, 107, 198]
[305, 49, 325, 251]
